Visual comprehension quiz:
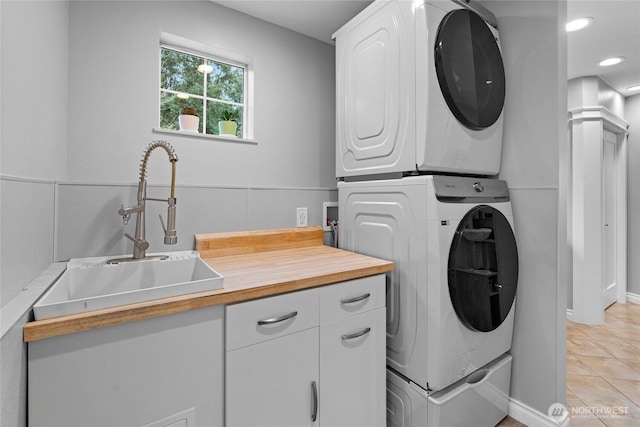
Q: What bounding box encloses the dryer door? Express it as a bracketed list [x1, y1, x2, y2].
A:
[434, 9, 505, 130]
[448, 205, 517, 332]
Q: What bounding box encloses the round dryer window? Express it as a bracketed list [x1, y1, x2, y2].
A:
[448, 205, 518, 332]
[434, 9, 506, 130]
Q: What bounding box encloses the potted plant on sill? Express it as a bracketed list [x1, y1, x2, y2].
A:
[218, 109, 238, 137]
[178, 106, 200, 133]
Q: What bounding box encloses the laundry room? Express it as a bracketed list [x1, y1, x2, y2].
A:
[1, 0, 638, 426]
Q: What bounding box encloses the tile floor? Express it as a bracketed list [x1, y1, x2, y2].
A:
[498, 302, 640, 427]
[567, 302, 640, 426]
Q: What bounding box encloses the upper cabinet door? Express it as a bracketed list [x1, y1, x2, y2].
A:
[334, 0, 415, 177]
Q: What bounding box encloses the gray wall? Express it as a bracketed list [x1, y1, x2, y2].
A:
[626, 93, 640, 298]
[1, 1, 69, 424]
[568, 76, 626, 117]
[56, 183, 336, 261]
[1, 0, 68, 306]
[66, 0, 336, 188]
[1, 1, 336, 426]
[485, 0, 568, 416]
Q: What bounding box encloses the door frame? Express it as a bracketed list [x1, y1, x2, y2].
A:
[602, 129, 618, 309]
[569, 106, 629, 325]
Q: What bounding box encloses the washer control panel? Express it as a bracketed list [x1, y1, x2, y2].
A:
[433, 175, 509, 202]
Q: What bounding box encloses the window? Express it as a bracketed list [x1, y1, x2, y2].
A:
[160, 45, 247, 138]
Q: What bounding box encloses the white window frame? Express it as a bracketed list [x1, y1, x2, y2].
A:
[156, 32, 255, 143]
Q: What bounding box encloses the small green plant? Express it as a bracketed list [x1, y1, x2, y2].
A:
[181, 106, 198, 117]
[220, 109, 237, 122]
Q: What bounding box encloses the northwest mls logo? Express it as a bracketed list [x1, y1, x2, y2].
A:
[548, 403, 569, 424]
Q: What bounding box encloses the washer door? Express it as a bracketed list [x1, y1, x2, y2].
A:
[448, 205, 518, 332]
[434, 9, 505, 130]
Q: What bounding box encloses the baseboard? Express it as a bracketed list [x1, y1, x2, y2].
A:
[568, 295, 639, 320]
[627, 292, 640, 305]
[509, 398, 570, 427]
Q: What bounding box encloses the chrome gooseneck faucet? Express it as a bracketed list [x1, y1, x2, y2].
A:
[108, 140, 178, 264]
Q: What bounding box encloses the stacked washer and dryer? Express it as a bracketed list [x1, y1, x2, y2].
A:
[333, 1, 519, 426]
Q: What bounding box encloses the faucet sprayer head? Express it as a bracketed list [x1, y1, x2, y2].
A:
[139, 140, 178, 182]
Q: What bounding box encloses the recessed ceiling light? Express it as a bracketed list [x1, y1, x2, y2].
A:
[599, 56, 625, 67]
[176, 93, 190, 99]
[566, 17, 593, 32]
[628, 85, 640, 92]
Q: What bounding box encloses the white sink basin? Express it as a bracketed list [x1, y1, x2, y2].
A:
[33, 251, 223, 320]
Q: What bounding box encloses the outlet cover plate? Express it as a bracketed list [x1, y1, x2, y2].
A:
[296, 207, 308, 227]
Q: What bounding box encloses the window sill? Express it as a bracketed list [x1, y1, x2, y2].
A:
[153, 128, 257, 145]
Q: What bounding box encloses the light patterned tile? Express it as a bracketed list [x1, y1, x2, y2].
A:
[568, 354, 598, 376]
[605, 303, 640, 320]
[608, 327, 640, 343]
[596, 405, 640, 427]
[567, 374, 636, 408]
[567, 303, 640, 427]
[568, 385, 579, 400]
[593, 341, 640, 361]
[569, 415, 607, 426]
[606, 378, 640, 407]
[601, 317, 640, 331]
[576, 356, 640, 381]
[567, 398, 585, 410]
[569, 321, 591, 341]
[568, 398, 612, 427]
[580, 326, 628, 343]
[568, 339, 615, 358]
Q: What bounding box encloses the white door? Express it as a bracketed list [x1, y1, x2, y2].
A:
[320, 308, 386, 427]
[603, 129, 617, 309]
[226, 328, 319, 427]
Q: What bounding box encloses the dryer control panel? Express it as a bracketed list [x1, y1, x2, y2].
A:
[432, 175, 509, 203]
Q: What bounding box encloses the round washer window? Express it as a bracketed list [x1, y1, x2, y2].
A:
[434, 9, 506, 130]
[448, 205, 518, 332]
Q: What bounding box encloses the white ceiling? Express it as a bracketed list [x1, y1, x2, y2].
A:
[214, 0, 373, 43]
[567, 0, 640, 97]
[214, 0, 640, 98]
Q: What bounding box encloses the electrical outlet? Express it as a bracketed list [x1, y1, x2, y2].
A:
[296, 207, 308, 227]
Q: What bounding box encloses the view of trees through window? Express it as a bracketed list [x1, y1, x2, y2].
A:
[160, 47, 245, 137]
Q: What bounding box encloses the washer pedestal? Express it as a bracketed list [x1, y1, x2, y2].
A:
[387, 353, 512, 427]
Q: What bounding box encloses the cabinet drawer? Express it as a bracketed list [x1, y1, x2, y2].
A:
[226, 288, 319, 351]
[319, 274, 385, 323]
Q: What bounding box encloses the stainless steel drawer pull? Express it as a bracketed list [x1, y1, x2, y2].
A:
[311, 381, 318, 422]
[340, 293, 371, 305]
[257, 311, 298, 326]
[342, 327, 371, 341]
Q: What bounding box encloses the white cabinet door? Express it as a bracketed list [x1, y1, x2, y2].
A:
[320, 307, 386, 427]
[226, 327, 319, 427]
[28, 306, 224, 427]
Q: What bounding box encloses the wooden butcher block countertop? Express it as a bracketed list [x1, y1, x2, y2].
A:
[24, 227, 393, 342]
